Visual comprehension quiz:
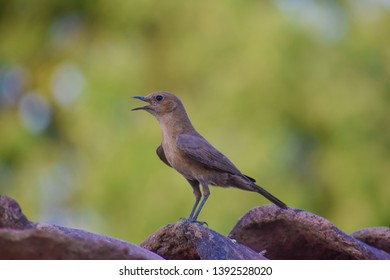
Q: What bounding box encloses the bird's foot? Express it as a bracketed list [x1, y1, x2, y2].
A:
[194, 220, 208, 227]
[179, 217, 208, 227]
[188, 218, 208, 227]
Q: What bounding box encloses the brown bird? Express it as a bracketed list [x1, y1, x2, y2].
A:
[132, 91, 287, 221]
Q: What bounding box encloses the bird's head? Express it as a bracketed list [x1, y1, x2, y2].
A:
[132, 91, 183, 118]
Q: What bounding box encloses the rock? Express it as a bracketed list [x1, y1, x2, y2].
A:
[0, 195, 163, 260]
[3, 194, 389, 260]
[351, 227, 390, 254]
[0, 195, 34, 230]
[141, 219, 267, 260]
[228, 205, 390, 260]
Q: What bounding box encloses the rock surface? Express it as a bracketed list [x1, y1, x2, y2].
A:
[228, 205, 390, 260]
[351, 227, 390, 254]
[2, 195, 389, 260]
[0, 195, 163, 260]
[141, 219, 267, 260]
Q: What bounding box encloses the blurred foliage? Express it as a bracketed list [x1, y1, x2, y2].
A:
[0, 0, 389, 243]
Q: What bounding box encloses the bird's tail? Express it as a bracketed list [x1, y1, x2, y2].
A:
[234, 176, 287, 209]
[232, 175, 288, 209]
[250, 182, 287, 209]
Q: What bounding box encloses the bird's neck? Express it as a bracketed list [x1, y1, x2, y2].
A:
[158, 109, 195, 140]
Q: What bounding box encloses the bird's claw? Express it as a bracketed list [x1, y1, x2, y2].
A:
[179, 217, 208, 227]
[194, 220, 208, 227]
[188, 218, 208, 227]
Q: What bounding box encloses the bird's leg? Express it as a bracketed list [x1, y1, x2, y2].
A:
[187, 179, 201, 221]
[192, 182, 210, 221]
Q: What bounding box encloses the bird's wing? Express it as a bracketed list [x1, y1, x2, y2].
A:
[156, 144, 172, 167]
[176, 134, 244, 176]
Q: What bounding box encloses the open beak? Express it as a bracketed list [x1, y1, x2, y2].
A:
[132, 96, 150, 111]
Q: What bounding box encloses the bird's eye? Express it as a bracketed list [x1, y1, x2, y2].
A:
[155, 95, 164, 101]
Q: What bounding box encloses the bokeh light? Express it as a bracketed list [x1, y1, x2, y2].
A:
[18, 92, 51, 134]
[51, 62, 85, 106]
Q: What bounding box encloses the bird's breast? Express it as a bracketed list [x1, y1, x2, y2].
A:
[162, 139, 201, 180]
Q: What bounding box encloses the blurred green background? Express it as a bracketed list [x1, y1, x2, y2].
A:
[1, 0, 389, 243]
